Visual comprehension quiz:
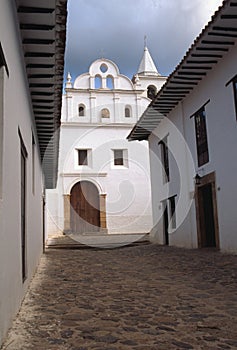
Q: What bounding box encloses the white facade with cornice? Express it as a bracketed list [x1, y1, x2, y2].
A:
[47, 50, 167, 236]
[128, 0, 237, 253]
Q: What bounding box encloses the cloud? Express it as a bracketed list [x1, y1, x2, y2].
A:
[64, 0, 223, 82]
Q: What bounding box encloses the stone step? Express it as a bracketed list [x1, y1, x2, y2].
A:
[46, 233, 150, 249]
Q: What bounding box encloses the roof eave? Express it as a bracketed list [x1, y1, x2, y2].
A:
[16, 0, 68, 188]
[128, 0, 236, 142]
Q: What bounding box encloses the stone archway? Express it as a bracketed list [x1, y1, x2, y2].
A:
[70, 181, 100, 234]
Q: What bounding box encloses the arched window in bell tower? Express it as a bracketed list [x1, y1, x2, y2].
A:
[147, 85, 157, 100]
[95, 74, 102, 89]
[106, 75, 114, 89]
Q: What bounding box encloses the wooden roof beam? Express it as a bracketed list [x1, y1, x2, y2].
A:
[23, 38, 55, 45]
[191, 53, 223, 57]
[178, 72, 206, 76]
[170, 81, 198, 85]
[221, 14, 237, 19]
[186, 60, 218, 64]
[31, 91, 54, 96]
[196, 47, 228, 51]
[25, 52, 55, 57]
[18, 6, 55, 14]
[201, 39, 235, 45]
[20, 24, 55, 30]
[212, 26, 237, 32]
[208, 32, 237, 37]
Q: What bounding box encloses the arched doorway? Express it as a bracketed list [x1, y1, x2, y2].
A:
[70, 181, 100, 233]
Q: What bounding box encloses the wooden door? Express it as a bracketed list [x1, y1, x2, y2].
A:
[70, 181, 100, 233]
[163, 201, 169, 245]
[195, 172, 219, 249]
[198, 184, 216, 247]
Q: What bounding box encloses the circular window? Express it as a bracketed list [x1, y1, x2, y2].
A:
[100, 63, 108, 73]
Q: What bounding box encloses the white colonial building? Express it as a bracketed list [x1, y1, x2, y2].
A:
[128, 0, 237, 253]
[47, 48, 166, 236]
[0, 0, 67, 346]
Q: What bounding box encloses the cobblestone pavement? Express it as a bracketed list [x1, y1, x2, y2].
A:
[2, 239, 237, 350]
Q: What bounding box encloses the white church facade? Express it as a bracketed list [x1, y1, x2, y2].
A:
[128, 0, 237, 253]
[47, 48, 166, 236]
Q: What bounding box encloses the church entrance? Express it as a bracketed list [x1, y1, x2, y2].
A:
[195, 172, 219, 248]
[70, 181, 100, 234]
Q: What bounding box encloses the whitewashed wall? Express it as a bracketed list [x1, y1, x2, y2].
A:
[149, 43, 237, 253]
[47, 124, 152, 234]
[135, 76, 167, 98]
[47, 58, 158, 235]
[0, 1, 44, 345]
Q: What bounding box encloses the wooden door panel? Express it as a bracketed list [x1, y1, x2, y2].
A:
[70, 181, 100, 233]
[197, 183, 216, 248]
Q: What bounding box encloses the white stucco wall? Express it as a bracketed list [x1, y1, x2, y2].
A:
[149, 43, 237, 253]
[0, 1, 44, 345]
[135, 75, 167, 98]
[63, 92, 150, 125]
[47, 123, 152, 234]
[149, 110, 197, 248]
[47, 58, 159, 236]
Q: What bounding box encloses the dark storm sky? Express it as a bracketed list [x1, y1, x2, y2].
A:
[64, 0, 223, 82]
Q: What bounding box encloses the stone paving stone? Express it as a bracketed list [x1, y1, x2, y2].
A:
[1, 243, 237, 349]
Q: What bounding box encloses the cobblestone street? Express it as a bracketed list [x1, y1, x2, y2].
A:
[2, 238, 237, 350]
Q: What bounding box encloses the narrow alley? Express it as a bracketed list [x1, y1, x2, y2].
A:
[1, 238, 237, 350]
